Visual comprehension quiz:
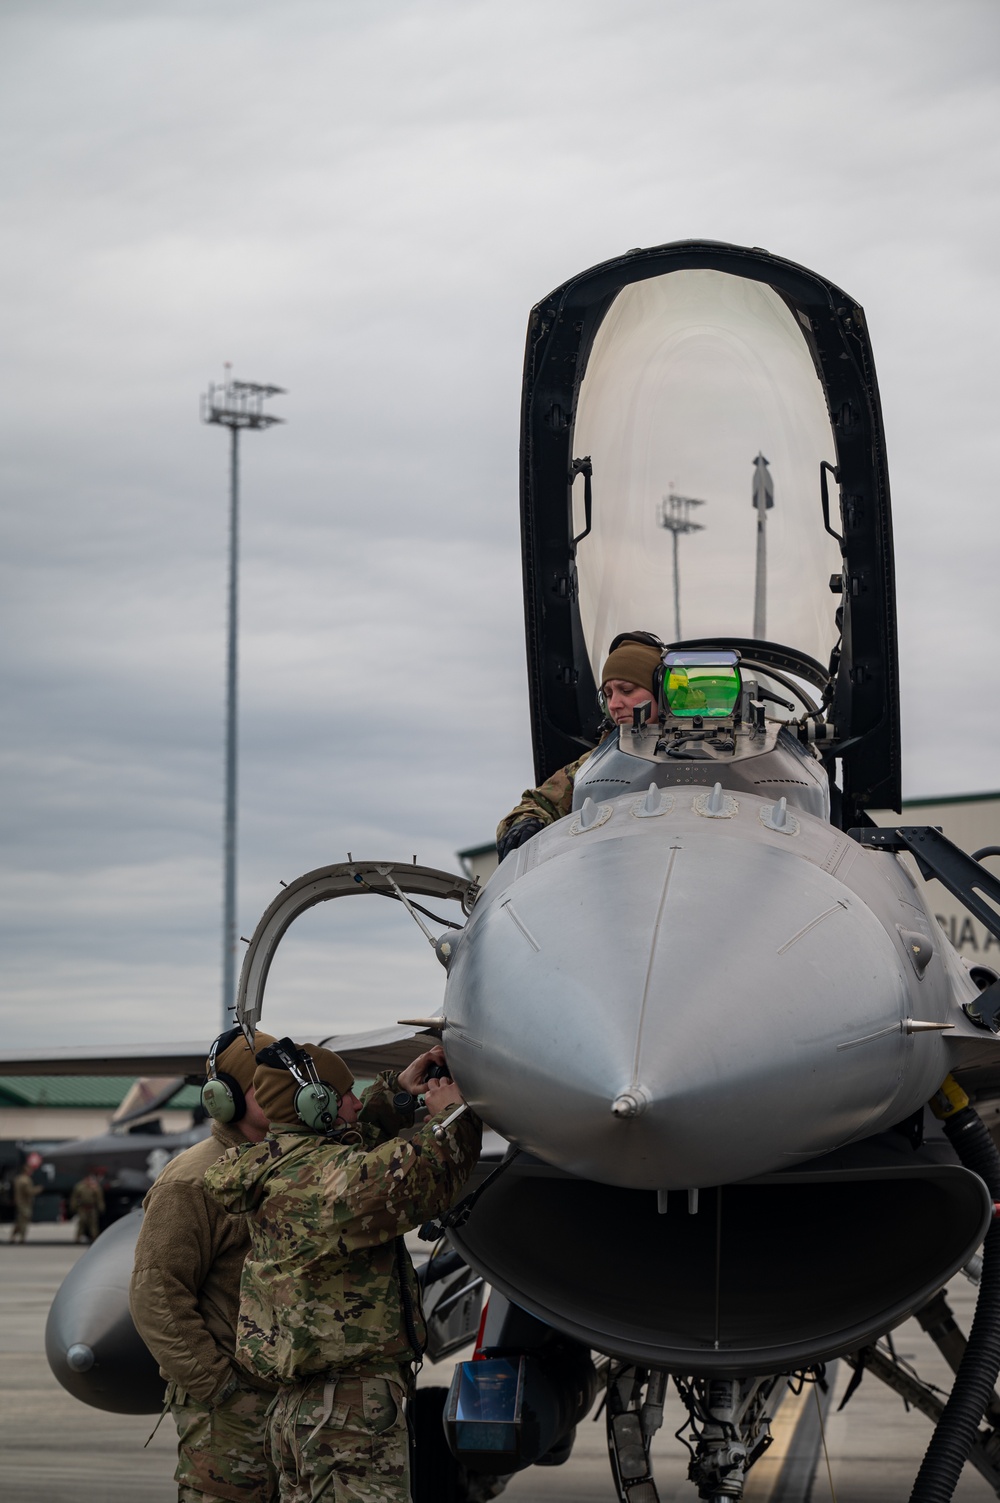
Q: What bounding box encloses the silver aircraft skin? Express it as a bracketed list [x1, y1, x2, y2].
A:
[446, 741, 972, 1192]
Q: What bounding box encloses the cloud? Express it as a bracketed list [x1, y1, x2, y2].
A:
[1, 0, 998, 1045]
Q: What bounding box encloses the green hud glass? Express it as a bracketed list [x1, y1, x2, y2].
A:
[662, 650, 741, 719]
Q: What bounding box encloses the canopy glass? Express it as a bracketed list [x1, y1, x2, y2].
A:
[571, 270, 842, 679]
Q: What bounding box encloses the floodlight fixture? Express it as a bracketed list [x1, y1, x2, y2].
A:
[658, 492, 706, 641]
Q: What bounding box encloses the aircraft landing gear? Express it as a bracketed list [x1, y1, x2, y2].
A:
[606, 1365, 779, 1501]
[606, 1365, 668, 1502]
[675, 1375, 778, 1500]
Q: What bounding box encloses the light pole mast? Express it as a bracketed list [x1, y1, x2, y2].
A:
[751, 452, 774, 640]
[200, 374, 285, 1027]
[658, 492, 706, 641]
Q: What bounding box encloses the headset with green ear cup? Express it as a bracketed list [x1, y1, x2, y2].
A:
[257, 1038, 341, 1136]
[201, 1025, 248, 1124]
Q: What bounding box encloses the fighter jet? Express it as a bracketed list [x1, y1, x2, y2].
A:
[24, 241, 1000, 1502]
[235, 243, 1000, 1500]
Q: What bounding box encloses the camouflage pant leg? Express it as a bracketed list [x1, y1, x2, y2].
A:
[10, 1212, 30, 1242]
[269, 1375, 409, 1503]
[76, 1208, 100, 1241]
[171, 1381, 278, 1503]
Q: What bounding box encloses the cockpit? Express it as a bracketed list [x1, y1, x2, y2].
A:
[519, 241, 899, 830]
[575, 642, 832, 821]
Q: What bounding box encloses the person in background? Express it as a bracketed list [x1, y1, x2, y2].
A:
[9, 1161, 41, 1244]
[69, 1172, 106, 1244]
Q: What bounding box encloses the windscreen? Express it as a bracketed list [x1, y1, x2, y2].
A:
[664, 652, 741, 719]
[572, 270, 842, 681]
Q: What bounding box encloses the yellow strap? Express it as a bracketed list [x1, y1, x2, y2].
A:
[929, 1074, 970, 1120]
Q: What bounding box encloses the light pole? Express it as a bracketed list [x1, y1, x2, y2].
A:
[751, 453, 773, 640]
[659, 492, 706, 641]
[200, 373, 285, 1027]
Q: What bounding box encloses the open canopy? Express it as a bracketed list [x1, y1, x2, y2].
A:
[519, 241, 899, 825]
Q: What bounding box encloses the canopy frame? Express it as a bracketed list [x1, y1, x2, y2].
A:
[519, 240, 899, 827]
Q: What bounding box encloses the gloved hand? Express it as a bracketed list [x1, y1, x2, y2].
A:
[496, 818, 546, 862]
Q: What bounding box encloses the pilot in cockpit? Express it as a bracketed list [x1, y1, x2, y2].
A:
[496, 633, 663, 861]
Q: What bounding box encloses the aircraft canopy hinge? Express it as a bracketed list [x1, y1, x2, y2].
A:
[964, 978, 1000, 1035]
[849, 826, 1000, 954]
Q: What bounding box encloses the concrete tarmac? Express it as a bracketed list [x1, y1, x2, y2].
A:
[1, 1222, 996, 1501]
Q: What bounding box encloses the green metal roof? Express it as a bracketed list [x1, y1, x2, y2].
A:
[0, 1077, 201, 1111]
[168, 1084, 202, 1108]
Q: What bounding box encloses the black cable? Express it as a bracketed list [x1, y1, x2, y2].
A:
[394, 1235, 425, 1360]
[367, 888, 464, 931]
[673, 1415, 699, 1466]
[909, 1105, 1000, 1503]
[438, 1148, 522, 1232]
[671, 1375, 701, 1463]
[785, 1365, 826, 1396]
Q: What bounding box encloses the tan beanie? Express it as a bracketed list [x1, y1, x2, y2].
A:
[211, 1029, 277, 1095]
[600, 640, 662, 696]
[253, 1042, 355, 1127]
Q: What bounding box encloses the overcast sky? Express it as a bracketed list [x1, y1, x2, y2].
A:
[1, 0, 997, 1050]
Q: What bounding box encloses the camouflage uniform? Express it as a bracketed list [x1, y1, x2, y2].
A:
[169, 1377, 278, 1503]
[130, 1121, 279, 1503]
[205, 1073, 482, 1503]
[69, 1174, 105, 1243]
[496, 750, 593, 845]
[268, 1373, 408, 1503]
[9, 1170, 40, 1243]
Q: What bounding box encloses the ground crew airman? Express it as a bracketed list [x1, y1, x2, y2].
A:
[69, 1172, 106, 1243]
[496, 633, 664, 859]
[9, 1165, 41, 1243]
[130, 1026, 280, 1503]
[205, 1037, 481, 1503]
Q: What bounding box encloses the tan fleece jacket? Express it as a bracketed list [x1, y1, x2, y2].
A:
[129, 1121, 270, 1404]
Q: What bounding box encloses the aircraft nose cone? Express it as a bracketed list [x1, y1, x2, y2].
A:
[66, 1343, 95, 1372]
[611, 1088, 649, 1119]
[445, 803, 926, 1189]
